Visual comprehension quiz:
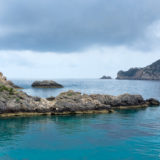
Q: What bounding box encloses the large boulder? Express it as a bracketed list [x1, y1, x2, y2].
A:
[32, 80, 63, 88]
[116, 59, 160, 80]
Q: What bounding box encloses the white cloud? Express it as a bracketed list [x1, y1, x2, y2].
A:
[0, 46, 159, 79]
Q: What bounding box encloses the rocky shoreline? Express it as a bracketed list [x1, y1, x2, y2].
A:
[0, 88, 159, 117]
[0, 73, 159, 117]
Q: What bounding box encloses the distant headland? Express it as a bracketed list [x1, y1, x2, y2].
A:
[116, 59, 160, 80]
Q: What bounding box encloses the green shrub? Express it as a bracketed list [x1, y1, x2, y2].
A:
[16, 98, 20, 103]
[67, 93, 73, 96]
[0, 85, 14, 94]
[9, 88, 14, 95]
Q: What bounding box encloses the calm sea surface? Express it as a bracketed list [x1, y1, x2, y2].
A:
[0, 79, 160, 160]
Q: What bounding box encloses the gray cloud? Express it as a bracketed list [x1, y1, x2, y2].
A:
[0, 0, 160, 52]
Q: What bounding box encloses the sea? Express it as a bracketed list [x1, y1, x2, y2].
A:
[0, 79, 160, 160]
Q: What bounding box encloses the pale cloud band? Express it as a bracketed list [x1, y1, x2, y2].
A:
[0, 46, 159, 79]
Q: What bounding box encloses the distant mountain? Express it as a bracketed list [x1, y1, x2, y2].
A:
[116, 59, 160, 80]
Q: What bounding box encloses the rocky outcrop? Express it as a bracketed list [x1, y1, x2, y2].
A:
[100, 76, 112, 79]
[32, 80, 63, 88]
[0, 72, 22, 89]
[52, 90, 154, 113]
[117, 59, 160, 80]
[0, 87, 159, 116]
[146, 98, 160, 106]
[0, 73, 159, 117]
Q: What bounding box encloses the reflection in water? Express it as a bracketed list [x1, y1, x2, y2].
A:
[0, 116, 51, 146]
[0, 114, 106, 143]
[0, 107, 158, 143]
[0, 107, 160, 159]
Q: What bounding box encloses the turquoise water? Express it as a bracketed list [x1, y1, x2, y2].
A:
[0, 79, 160, 160]
[13, 79, 160, 99]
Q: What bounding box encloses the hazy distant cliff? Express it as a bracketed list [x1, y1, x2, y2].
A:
[117, 59, 160, 80]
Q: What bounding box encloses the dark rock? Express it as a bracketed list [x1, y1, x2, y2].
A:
[32, 80, 63, 88]
[114, 94, 145, 106]
[116, 59, 160, 80]
[100, 75, 112, 79]
[33, 97, 41, 101]
[46, 96, 55, 101]
[146, 98, 160, 106]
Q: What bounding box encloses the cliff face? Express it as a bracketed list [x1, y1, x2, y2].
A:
[117, 59, 160, 80]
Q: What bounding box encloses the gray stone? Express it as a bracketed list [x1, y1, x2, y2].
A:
[32, 80, 63, 88]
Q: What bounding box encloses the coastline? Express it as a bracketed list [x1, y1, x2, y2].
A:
[0, 103, 156, 118]
[0, 73, 160, 118]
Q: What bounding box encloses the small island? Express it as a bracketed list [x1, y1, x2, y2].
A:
[32, 80, 63, 88]
[100, 75, 112, 79]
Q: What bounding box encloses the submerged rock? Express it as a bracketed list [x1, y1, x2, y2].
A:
[100, 76, 112, 79]
[116, 59, 160, 80]
[32, 80, 63, 88]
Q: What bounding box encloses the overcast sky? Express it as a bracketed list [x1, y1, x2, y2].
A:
[0, 0, 160, 79]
